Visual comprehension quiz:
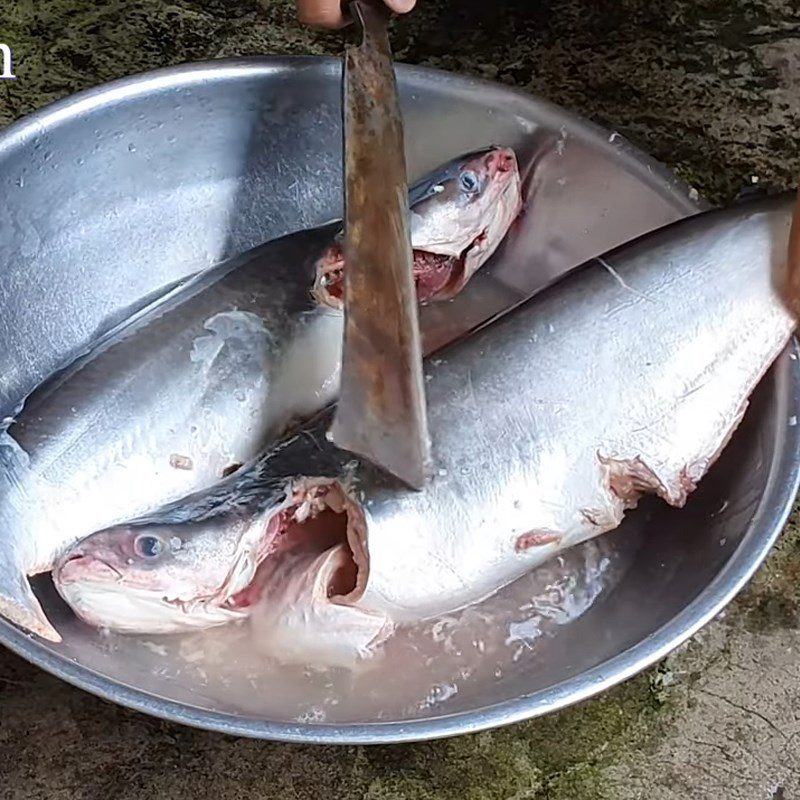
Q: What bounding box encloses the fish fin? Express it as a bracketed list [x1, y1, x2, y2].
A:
[0, 588, 62, 642]
[0, 433, 62, 642]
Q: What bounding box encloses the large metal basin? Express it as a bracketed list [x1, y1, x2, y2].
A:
[0, 57, 798, 743]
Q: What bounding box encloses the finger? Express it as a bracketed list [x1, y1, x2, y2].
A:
[296, 0, 348, 28]
[384, 0, 416, 12]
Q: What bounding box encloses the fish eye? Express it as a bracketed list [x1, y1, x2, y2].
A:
[134, 534, 164, 559]
[459, 170, 480, 194]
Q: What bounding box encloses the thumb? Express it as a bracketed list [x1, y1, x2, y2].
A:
[296, 0, 348, 28]
[385, 0, 416, 13]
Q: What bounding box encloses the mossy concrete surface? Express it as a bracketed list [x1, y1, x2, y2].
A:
[1, 1, 799, 797]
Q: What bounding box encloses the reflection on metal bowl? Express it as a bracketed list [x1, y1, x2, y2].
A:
[0, 57, 797, 743]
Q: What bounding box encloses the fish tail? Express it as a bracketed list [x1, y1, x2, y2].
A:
[0, 433, 61, 642]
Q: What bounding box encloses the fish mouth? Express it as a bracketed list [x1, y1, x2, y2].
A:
[227, 479, 392, 668]
[312, 243, 477, 310]
[56, 553, 125, 585]
[224, 478, 369, 613]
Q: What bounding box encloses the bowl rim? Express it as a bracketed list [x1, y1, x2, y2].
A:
[1, 55, 794, 745]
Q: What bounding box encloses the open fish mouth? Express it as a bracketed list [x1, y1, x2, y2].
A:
[58, 554, 124, 584]
[214, 479, 389, 669]
[238, 480, 393, 668]
[224, 479, 370, 613]
[313, 233, 490, 309]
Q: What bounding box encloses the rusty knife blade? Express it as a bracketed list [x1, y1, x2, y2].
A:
[327, 0, 431, 490]
[778, 186, 800, 322]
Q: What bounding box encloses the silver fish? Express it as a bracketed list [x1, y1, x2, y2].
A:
[0, 147, 523, 642]
[54, 193, 799, 667]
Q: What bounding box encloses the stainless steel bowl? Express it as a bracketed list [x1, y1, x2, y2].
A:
[0, 57, 797, 743]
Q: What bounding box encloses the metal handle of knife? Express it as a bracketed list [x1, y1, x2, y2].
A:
[329, 0, 432, 490]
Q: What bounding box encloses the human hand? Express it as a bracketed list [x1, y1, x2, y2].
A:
[296, 0, 416, 29]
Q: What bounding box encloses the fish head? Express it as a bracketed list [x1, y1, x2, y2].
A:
[405, 145, 523, 300]
[52, 514, 263, 634]
[314, 146, 523, 307]
[53, 478, 392, 667]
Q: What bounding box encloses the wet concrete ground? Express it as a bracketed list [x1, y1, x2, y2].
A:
[1, 1, 800, 798]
